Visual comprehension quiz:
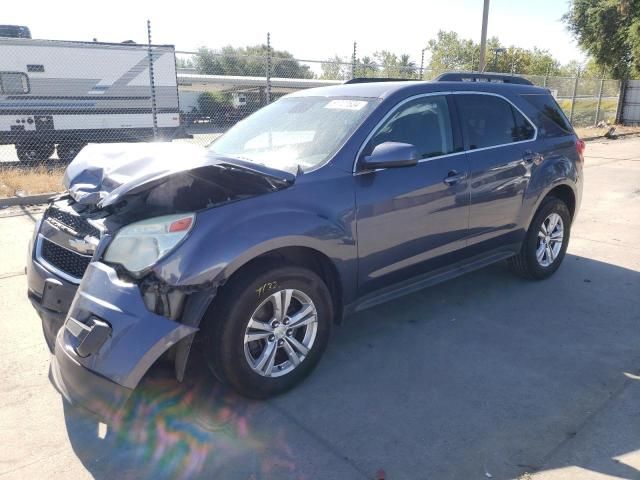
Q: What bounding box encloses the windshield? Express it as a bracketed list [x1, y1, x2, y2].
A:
[208, 96, 379, 173]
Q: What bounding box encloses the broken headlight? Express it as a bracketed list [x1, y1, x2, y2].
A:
[104, 213, 195, 275]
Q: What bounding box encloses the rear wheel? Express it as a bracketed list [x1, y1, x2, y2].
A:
[15, 142, 55, 163]
[202, 264, 332, 398]
[508, 196, 572, 279]
[56, 143, 85, 163]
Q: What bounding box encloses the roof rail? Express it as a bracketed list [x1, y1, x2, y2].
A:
[344, 77, 416, 84]
[435, 72, 533, 86]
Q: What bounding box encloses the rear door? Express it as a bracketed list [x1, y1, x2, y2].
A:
[355, 94, 470, 295]
[453, 93, 537, 248]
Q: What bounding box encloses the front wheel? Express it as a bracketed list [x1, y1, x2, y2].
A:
[202, 264, 333, 398]
[508, 196, 572, 279]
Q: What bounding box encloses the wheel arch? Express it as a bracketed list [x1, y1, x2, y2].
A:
[216, 245, 344, 325]
[526, 182, 577, 232]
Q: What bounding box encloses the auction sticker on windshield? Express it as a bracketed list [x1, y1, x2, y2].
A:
[324, 99, 368, 110]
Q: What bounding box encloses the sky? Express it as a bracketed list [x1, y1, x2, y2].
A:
[3, 0, 586, 65]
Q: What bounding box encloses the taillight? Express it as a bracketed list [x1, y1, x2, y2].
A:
[576, 138, 585, 163]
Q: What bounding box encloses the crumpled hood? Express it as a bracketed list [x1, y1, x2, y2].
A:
[63, 142, 294, 208]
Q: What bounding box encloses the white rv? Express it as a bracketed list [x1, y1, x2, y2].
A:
[0, 38, 184, 162]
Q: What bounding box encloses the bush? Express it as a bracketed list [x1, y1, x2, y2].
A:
[197, 92, 231, 117]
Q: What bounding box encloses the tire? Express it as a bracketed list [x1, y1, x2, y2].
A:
[15, 142, 55, 163]
[56, 143, 85, 163]
[202, 263, 333, 399]
[508, 196, 572, 280]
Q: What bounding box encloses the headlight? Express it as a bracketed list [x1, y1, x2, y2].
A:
[104, 213, 195, 275]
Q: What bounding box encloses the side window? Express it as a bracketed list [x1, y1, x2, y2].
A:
[456, 94, 534, 149]
[366, 95, 454, 159]
[0, 72, 29, 95]
[512, 107, 536, 142]
[519, 94, 573, 138]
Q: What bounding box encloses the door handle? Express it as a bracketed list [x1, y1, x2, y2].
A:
[443, 170, 466, 186]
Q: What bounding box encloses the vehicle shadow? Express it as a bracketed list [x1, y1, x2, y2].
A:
[62, 253, 640, 479]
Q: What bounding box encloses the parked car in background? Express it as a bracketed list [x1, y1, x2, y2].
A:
[0, 25, 31, 39]
[27, 74, 583, 417]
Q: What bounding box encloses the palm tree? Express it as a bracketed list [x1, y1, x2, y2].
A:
[358, 56, 378, 77]
[398, 54, 417, 78]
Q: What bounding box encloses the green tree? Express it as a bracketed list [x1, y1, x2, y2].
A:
[398, 54, 418, 78]
[424, 30, 584, 77]
[355, 56, 378, 77]
[320, 55, 351, 80]
[195, 45, 313, 79]
[197, 92, 231, 117]
[373, 50, 399, 77]
[425, 31, 479, 74]
[563, 0, 640, 79]
[176, 56, 194, 69]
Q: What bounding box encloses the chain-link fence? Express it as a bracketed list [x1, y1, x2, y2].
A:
[0, 34, 623, 198]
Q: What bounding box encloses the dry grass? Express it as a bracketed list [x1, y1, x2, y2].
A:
[575, 124, 640, 140]
[0, 166, 65, 198]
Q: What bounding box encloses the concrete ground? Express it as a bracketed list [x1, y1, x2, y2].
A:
[0, 137, 639, 480]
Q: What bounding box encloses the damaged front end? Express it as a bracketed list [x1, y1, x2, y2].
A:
[28, 143, 295, 418]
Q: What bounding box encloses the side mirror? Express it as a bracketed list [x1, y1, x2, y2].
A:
[360, 142, 420, 170]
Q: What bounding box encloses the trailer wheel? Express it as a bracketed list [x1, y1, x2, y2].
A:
[15, 143, 55, 163]
[57, 143, 85, 163]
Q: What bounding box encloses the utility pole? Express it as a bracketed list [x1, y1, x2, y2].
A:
[478, 0, 490, 72]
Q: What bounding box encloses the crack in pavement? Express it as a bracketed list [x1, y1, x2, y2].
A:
[0, 271, 25, 280]
[571, 235, 640, 252]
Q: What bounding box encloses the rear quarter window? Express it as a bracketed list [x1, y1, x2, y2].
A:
[455, 94, 535, 150]
[520, 94, 573, 138]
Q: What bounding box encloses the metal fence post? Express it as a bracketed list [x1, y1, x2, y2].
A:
[146, 19, 158, 140]
[543, 65, 550, 88]
[569, 68, 580, 125]
[594, 71, 605, 126]
[351, 42, 357, 79]
[420, 48, 425, 79]
[265, 32, 272, 104]
[615, 78, 627, 124]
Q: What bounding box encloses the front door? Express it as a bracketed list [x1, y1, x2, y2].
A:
[355, 94, 470, 295]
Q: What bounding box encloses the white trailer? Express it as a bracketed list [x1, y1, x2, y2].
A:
[0, 38, 184, 162]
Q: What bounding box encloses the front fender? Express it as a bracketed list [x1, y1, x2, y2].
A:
[152, 173, 358, 300]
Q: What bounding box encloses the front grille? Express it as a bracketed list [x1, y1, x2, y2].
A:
[41, 238, 91, 279]
[46, 207, 100, 238]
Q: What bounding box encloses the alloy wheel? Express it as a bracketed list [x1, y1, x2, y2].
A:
[243, 289, 318, 378]
[536, 212, 564, 267]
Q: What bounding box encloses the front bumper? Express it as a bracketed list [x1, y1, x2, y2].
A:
[48, 261, 197, 416]
[27, 207, 202, 417]
[26, 220, 79, 351]
[50, 329, 133, 420]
